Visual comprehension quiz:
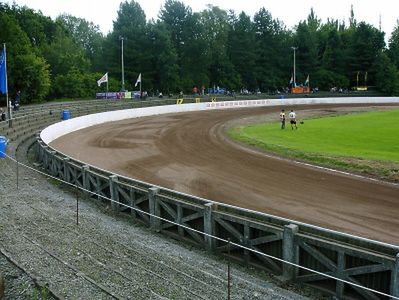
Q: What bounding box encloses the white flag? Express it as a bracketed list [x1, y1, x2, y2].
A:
[304, 75, 309, 86]
[135, 73, 141, 87]
[97, 72, 108, 86]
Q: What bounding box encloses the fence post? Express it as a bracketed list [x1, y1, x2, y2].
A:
[50, 151, 57, 175]
[391, 253, 399, 298]
[109, 175, 119, 211]
[81, 165, 90, 191]
[282, 224, 299, 280]
[41, 146, 49, 169]
[204, 203, 215, 252]
[36, 134, 43, 161]
[243, 222, 250, 264]
[63, 157, 70, 181]
[149, 187, 160, 231]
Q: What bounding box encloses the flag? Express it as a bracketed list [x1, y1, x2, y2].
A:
[0, 46, 7, 95]
[304, 74, 309, 86]
[97, 72, 108, 86]
[289, 75, 293, 85]
[135, 73, 141, 87]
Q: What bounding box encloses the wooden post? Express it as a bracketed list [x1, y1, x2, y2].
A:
[336, 251, 345, 298]
[391, 253, 399, 298]
[204, 203, 215, 252]
[282, 224, 299, 280]
[149, 187, 160, 231]
[81, 165, 90, 191]
[109, 175, 119, 211]
[63, 157, 70, 181]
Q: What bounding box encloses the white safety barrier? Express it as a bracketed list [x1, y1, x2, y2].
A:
[41, 97, 399, 144]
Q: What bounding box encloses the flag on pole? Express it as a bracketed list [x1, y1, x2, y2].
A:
[289, 75, 293, 85]
[97, 72, 108, 86]
[0, 46, 7, 95]
[304, 74, 309, 86]
[135, 73, 141, 87]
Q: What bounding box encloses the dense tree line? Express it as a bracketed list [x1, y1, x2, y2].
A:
[1, 1, 399, 103]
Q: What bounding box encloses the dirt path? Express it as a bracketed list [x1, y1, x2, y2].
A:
[50, 104, 399, 245]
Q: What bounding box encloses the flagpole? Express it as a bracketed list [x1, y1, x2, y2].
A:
[3, 43, 11, 126]
[140, 76, 142, 99]
[106, 79, 108, 99]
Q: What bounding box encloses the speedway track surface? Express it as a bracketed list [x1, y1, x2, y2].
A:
[50, 104, 399, 245]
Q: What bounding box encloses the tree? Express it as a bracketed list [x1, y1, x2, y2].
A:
[200, 5, 241, 90]
[159, 0, 210, 91]
[0, 12, 50, 102]
[253, 8, 291, 91]
[147, 21, 179, 93]
[57, 14, 104, 72]
[293, 9, 321, 83]
[320, 21, 345, 74]
[346, 22, 385, 87]
[2, 1, 398, 99]
[373, 52, 399, 95]
[105, 0, 148, 91]
[388, 21, 399, 69]
[159, 0, 192, 49]
[228, 11, 257, 90]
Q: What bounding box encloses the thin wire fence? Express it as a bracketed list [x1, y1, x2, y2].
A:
[1, 150, 398, 300]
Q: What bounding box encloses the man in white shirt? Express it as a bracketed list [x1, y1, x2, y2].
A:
[289, 109, 298, 130]
[279, 109, 285, 129]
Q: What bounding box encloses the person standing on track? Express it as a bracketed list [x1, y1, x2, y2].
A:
[289, 109, 298, 130]
[280, 109, 285, 129]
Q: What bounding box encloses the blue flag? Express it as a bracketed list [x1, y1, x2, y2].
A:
[0, 47, 7, 95]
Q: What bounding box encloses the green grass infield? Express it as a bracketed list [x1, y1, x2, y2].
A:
[227, 109, 399, 181]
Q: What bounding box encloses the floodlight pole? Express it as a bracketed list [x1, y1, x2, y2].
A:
[291, 47, 298, 88]
[120, 36, 125, 91]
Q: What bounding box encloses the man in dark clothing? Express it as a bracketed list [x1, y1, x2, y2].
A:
[0, 108, 6, 121]
[14, 90, 21, 111]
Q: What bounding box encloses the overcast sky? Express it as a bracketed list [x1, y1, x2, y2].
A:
[5, 0, 399, 40]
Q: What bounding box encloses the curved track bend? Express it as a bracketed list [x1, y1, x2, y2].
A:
[50, 104, 399, 245]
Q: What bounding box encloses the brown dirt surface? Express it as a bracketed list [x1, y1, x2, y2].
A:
[50, 104, 399, 245]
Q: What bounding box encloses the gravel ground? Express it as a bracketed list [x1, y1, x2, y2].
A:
[0, 137, 325, 299]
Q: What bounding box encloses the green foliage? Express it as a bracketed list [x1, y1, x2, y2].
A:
[1, 1, 398, 100]
[253, 8, 291, 91]
[373, 52, 399, 95]
[312, 69, 349, 90]
[53, 69, 103, 99]
[14, 53, 50, 101]
[0, 10, 50, 102]
[228, 12, 256, 90]
[56, 14, 104, 71]
[388, 21, 399, 69]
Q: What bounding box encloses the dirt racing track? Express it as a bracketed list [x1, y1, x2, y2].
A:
[50, 103, 399, 246]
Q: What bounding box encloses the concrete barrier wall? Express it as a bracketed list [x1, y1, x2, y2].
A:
[41, 97, 399, 144]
